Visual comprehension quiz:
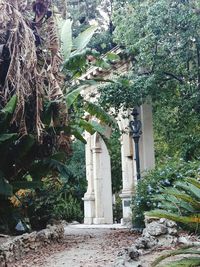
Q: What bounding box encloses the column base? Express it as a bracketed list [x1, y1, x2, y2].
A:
[84, 217, 93, 225]
[83, 193, 95, 225]
[93, 217, 105, 224]
[120, 191, 133, 224]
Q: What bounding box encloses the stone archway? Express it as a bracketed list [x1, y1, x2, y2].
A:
[83, 132, 113, 224]
[76, 46, 155, 224]
[83, 103, 155, 225]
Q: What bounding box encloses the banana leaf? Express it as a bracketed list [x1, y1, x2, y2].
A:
[61, 19, 73, 60]
[66, 87, 82, 107]
[72, 25, 97, 53]
[71, 127, 87, 144]
[0, 95, 17, 132]
[84, 101, 117, 126]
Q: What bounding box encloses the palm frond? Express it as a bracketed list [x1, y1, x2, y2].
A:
[175, 181, 200, 201]
[146, 210, 200, 224]
[186, 178, 200, 190]
[151, 247, 200, 267]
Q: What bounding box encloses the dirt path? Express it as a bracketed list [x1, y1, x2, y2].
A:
[13, 225, 138, 267]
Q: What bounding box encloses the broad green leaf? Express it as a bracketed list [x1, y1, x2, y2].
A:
[0, 96, 17, 132]
[73, 25, 97, 52]
[90, 121, 107, 136]
[0, 133, 17, 143]
[1, 95, 17, 115]
[95, 58, 111, 69]
[66, 87, 82, 107]
[71, 128, 87, 144]
[30, 158, 73, 181]
[61, 19, 73, 60]
[84, 101, 117, 126]
[79, 119, 95, 135]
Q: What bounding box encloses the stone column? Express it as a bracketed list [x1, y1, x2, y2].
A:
[83, 132, 95, 224]
[120, 131, 135, 224]
[118, 113, 135, 224]
[119, 104, 155, 224]
[139, 103, 155, 175]
[92, 134, 113, 224]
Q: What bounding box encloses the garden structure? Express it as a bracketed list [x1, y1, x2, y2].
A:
[78, 47, 155, 225]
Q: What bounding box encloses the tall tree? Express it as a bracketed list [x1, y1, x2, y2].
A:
[99, 0, 200, 160]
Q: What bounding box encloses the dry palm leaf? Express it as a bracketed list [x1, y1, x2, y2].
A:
[0, 0, 67, 141]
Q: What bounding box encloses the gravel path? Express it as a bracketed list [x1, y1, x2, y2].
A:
[12, 225, 138, 267]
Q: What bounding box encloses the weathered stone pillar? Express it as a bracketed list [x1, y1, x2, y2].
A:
[83, 132, 95, 224]
[139, 103, 155, 175]
[118, 112, 135, 224]
[92, 134, 113, 224]
[119, 104, 155, 224]
[120, 132, 135, 224]
[83, 132, 113, 225]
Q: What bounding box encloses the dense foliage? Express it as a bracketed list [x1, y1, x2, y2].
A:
[99, 0, 200, 160]
[132, 159, 200, 229]
[0, 0, 117, 233]
[147, 177, 200, 233]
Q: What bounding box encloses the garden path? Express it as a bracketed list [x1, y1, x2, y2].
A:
[14, 224, 138, 267]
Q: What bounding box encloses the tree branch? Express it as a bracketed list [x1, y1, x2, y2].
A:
[163, 72, 184, 84]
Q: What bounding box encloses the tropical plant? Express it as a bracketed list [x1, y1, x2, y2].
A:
[0, 0, 115, 191]
[0, 0, 118, 234]
[132, 159, 200, 229]
[53, 195, 83, 223]
[151, 247, 200, 267]
[146, 177, 200, 232]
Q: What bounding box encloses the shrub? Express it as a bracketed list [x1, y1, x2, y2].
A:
[53, 195, 83, 223]
[146, 177, 200, 232]
[113, 194, 123, 223]
[16, 177, 84, 230]
[132, 159, 200, 229]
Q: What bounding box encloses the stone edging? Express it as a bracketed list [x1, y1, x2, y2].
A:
[0, 223, 65, 266]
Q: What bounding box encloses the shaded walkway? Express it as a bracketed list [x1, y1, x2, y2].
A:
[14, 225, 138, 267]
